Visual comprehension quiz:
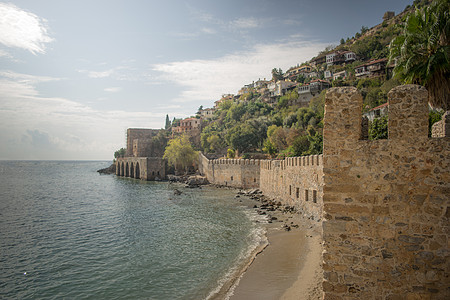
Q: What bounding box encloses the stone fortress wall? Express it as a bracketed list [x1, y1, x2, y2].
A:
[260, 155, 324, 221]
[199, 85, 449, 299]
[198, 154, 260, 189]
[199, 153, 324, 220]
[322, 85, 449, 299]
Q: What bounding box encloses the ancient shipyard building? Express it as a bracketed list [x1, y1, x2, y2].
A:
[116, 128, 166, 180]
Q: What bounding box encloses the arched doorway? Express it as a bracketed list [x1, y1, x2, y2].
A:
[121, 162, 125, 176]
[116, 161, 120, 175]
[125, 162, 129, 177]
[135, 162, 140, 179]
[130, 163, 135, 178]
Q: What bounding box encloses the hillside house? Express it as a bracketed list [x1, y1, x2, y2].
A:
[326, 51, 356, 66]
[284, 65, 313, 81]
[268, 80, 296, 97]
[295, 79, 331, 106]
[254, 78, 269, 88]
[333, 70, 347, 80]
[355, 58, 388, 79]
[364, 102, 388, 122]
[199, 108, 215, 119]
[310, 55, 326, 68]
[238, 83, 254, 95]
[171, 117, 202, 146]
[309, 79, 330, 94]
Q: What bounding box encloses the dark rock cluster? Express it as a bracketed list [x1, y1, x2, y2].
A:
[97, 164, 116, 174]
[237, 189, 301, 231]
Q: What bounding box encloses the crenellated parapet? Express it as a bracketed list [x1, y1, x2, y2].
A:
[260, 155, 323, 170]
[322, 85, 449, 299]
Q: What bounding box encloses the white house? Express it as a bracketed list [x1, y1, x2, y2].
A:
[364, 102, 388, 122]
[333, 70, 347, 80]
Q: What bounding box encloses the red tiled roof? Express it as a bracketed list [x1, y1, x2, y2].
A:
[309, 79, 330, 84]
[370, 102, 388, 111]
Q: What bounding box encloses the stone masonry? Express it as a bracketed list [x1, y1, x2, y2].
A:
[116, 157, 166, 181]
[322, 85, 449, 299]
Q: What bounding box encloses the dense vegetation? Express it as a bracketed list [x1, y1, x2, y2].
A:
[200, 91, 325, 158]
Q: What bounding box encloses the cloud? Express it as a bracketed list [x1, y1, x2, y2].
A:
[78, 65, 151, 82]
[0, 71, 166, 160]
[0, 2, 53, 54]
[104, 87, 122, 93]
[201, 27, 216, 34]
[152, 39, 328, 104]
[80, 68, 115, 79]
[0, 70, 60, 83]
[230, 17, 261, 29]
[22, 129, 52, 147]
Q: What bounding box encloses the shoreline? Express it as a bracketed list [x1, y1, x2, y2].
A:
[208, 186, 323, 300]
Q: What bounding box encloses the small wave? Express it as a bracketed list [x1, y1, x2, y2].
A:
[205, 209, 268, 300]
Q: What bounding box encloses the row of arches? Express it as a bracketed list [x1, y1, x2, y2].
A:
[117, 161, 141, 179]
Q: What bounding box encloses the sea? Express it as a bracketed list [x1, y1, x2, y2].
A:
[0, 161, 266, 300]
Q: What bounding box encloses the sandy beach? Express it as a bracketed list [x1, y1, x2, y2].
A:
[228, 212, 323, 300]
[207, 189, 324, 300]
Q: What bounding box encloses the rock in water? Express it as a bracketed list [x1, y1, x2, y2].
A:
[97, 164, 116, 174]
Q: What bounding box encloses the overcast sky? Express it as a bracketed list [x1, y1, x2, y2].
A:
[0, 0, 412, 160]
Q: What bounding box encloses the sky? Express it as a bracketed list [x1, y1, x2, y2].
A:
[0, 0, 413, 160]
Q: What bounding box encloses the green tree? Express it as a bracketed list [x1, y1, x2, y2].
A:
[263, 139, 277, 157]
[206, 134, 221, 152]
[165, 114, 171, 130]
[389, 0, 450, 110]
[271, 68, 284, 81]
[291, 135, 310, 156]
[227, 148, 235, 158]
[340, 38, 345, 45]
[369, 116, 388, 140]
[226, 124, 260, 153]
[114, 148, 126, 159]
[429, 110, 443, 136]
[163, 135, 198, 174]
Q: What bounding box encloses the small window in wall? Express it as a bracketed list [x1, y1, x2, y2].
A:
[296, 188, 299, 199]
[289, 185, 292, 196]
[152, 171, 155, 175]
[305, 190, 309, 201]
[231, 176, 233, 181]
[157, 171, 160, 175]
[313, 190, 317, 203]
[254, 178, 256, 183]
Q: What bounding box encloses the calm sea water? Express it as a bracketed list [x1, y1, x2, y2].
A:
[0, 161, 265, 299]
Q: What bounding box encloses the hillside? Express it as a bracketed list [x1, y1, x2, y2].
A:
[166, 0, 443, 160]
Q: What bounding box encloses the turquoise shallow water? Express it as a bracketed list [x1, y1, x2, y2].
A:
[0, 161, 265, 299]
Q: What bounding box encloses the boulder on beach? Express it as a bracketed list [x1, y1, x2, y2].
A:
[186, 176, 209, 186]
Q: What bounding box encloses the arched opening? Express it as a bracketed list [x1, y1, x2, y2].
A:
[116, 162, 120, 175]
[135, 162, 140, 179]
[130, 163, 135, 178]
[121, 162, 125, 176]
[125, 162, 129, 177]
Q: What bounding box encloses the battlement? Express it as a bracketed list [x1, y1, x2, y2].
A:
[322, 85, 449, 299]
[209, 158, 261, 165]
[260, 155, 323, 170]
